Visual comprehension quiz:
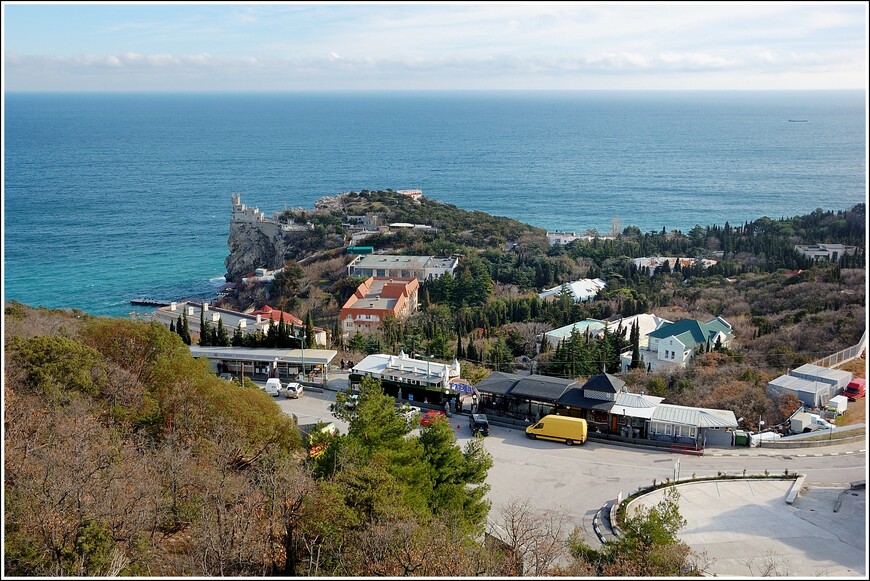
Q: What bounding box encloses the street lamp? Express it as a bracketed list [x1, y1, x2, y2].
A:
[758, 415, 765, 448]
[299, 329, 306, 382]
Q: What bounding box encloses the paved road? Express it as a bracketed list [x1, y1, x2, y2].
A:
[264, 383, 867, 577]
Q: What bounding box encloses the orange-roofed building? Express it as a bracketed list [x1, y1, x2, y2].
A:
[340, 277, 419, 337]
[249, 305, 304, 327]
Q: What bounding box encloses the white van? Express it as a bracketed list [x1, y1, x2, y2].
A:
[263, 378, 281, 397]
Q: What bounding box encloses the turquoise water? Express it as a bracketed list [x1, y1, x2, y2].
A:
[3, 90, 866, 316]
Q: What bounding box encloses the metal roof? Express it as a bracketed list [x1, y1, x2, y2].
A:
[474, 371, 522, 395]
[608, 392, 665, 419]
[581, 373, 626, 393]
[557, 388, 615, 411]
[651, 404, 737, 428]
[790, 364, 852, 385]
[769, 374, 832, 395]
[189, 346, 337, 365]
[508, 375, 578, 402]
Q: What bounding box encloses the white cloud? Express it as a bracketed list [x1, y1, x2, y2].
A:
[3, 2, 866, 91]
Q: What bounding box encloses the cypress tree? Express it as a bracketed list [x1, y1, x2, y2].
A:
[169, 320, 175, 333]
[630, 321, 641, 369]
[305, 311, 316, 348]
[199, 307, 207, 346]
[216, 318, 229, 346]
[181, 311, 191, 345]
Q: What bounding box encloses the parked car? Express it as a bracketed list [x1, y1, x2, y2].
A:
[469, 413, 490, 437]
[218, 372, 234, 382]
[280, 381, 304, 399]
[420, 410, 447, 427]
[263, 378, 281, 397]
[330, 393, 359, 414]
[396, 403, 421, 426]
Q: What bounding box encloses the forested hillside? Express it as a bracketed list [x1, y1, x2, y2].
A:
[3, 306, 494, 576]
[4, 303, 707, 576]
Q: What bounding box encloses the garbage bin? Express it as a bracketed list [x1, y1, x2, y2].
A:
[733, 429, 750, 447]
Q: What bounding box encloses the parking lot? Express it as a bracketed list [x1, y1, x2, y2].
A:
[268, 383, 867, 576]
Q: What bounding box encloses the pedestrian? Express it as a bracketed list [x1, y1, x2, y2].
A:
[340, 359, 345, 370]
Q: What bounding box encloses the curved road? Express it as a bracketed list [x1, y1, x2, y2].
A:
[274, 384, 867, 575]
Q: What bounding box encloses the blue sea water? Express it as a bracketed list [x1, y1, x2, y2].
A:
[3, 90, 866, 317]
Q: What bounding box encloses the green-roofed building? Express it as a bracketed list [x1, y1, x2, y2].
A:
[620, 316, 733, 372]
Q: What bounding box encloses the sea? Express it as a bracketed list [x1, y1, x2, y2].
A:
[3, 90, 867, 318]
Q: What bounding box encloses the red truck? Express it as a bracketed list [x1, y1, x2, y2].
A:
[844, 378, 866, 401]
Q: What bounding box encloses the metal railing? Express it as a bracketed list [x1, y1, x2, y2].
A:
[812, 330, 867, 368]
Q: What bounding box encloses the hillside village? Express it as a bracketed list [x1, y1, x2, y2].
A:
[5, 190, 865, 578]
[159, 190, 865, 438]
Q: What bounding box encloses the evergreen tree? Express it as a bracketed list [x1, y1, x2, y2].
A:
[305, 311, 316, 348]
[169, 320, 175, 334]
[180, 311, 191, 345]
[630, 321, 641, 369]
[216, 318, 230, 346]
[539, 334, 551, 354]
[332, 320, 344, 350]
[466, 340, 479, 363]
[231, 327, 244, 347]
[199, 307, 211, 347]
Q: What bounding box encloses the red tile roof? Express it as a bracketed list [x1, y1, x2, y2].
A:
[250, 305, 303, 326]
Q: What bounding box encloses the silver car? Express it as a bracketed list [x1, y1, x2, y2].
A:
[280, 381, 304, 399]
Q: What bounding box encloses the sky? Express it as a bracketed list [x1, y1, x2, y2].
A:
[2, 1, 868, 92]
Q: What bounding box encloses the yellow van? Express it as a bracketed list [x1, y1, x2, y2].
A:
[525, 414, 587, 445]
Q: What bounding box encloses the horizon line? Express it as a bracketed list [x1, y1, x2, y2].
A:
[4, 87, 867, 95]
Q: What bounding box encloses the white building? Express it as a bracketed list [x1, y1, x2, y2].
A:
[603, 313, 672, 347]
[538, 278, 607, 302]
[620, 316, 733, 372]
[632, 256, 718, 275]
[152, 301, 326, 346]
[546, 231, 614, 246]
[347, 254, 459, 280]
[351, 351, 461, 390]
[794, 244, 858, 261]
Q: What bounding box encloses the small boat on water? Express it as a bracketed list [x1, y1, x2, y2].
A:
[788, 119, 808, 122]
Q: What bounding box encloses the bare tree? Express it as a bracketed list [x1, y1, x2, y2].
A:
[489, 497, 570, 575]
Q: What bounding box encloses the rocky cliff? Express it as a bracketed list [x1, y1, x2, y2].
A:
[224, 220, 290, 280]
